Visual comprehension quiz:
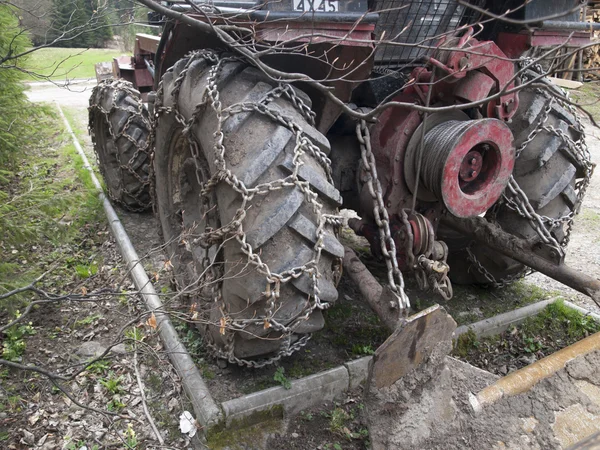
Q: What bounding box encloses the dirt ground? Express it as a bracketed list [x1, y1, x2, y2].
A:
[16, 81, 600, 449]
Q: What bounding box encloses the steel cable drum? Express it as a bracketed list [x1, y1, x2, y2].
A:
[405, 116, 515, 217]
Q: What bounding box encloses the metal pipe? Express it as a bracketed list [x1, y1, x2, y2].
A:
[442, 216, 600, 304]
[541, 20, 600, 31]
[56, 103, 223, 428]
[144, 58, 155, 79]
[342, 247, 400, 331]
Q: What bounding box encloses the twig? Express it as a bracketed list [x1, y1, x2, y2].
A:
[134, 346, 165, 444]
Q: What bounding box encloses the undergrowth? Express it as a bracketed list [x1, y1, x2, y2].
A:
[453, 299, 600, 374]
[0, 106, 105, 315]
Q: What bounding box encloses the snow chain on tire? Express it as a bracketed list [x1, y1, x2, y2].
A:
[153, 51, 344, 367]
[89, 79, 153, 211]
[445, 62, 594, 287]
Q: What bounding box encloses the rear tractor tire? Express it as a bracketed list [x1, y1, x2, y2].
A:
[153, 53, 344, 364]
[441, 77, 591, 285]
[89, 79, 152, 211]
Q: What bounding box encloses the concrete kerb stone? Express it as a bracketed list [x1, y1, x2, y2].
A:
[67, 96, 600, 436]
[454, 299, 555, 339]
[221, 366, 350, 427]
[454, 299, 600, 340]
[60, 101, 375, 435]
[58, 104, 223, 430]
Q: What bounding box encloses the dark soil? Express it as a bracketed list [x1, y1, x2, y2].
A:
[452, 300, 600, 376]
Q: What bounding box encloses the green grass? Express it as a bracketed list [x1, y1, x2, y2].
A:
[568, 81, 600, 123]
[23, 47, 125, 81]
[453, 299, 600, 372]
[0, 105, 105, 312]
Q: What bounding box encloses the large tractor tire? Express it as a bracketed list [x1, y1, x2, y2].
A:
[441, 77, 591, 286]
[153, 53, 344, 364]
[89, 79, 152, 211]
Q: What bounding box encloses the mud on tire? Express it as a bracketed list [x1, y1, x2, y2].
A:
[89, 79, 152, 211]
[441, 77, 591, 285]
[153, 54, 343, 363]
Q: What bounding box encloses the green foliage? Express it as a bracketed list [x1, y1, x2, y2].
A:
[85, 359, 111, 375]
[273, 367, 291, 390]
[0, 5, 49, 166]
[100, 372, 124, 395]
[75, 264, 98, 279]
[125, 327, 144, 342]
[351, 344, 374, 356]
[2, 312, 36, 361]
[125, 423, 138, 449]
[521, 299, 600, 341]
[454, 329, 479, 358]
[75, 314, 102, 327]
[49, 0, 113, 48]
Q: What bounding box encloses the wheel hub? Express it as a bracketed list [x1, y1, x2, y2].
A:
[459, 150, 483, 183]
[405, 112, 515, 218]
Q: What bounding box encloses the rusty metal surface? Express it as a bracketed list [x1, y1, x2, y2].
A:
[443, 216, 600, 304]
[369, 304, 456, 389]
[342, 247, 400, 331]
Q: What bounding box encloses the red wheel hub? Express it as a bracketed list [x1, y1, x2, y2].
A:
[459, 150, 483, 183]
[438, 119, 514, 217]
[404, 113, 515, 218]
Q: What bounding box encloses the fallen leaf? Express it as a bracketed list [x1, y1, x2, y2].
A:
[219, 317, 227, 335]
[81, 287, 88, 296]
[146, 313, 157, 329]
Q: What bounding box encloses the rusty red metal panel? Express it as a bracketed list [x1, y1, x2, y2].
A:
[454, 70, 495, 103]
[530, 30, 591, 47]
[134, 68, 154, 88]
[496, 32, 530, 59]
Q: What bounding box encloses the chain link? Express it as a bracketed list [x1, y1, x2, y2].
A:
[154, 51, 343, 368]
[355, 118, 411, 311]
[88, 79, 153, 211]
[468, 61, 595, 287]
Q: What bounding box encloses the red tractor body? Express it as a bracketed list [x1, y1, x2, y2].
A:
[90, 0, 599, 364]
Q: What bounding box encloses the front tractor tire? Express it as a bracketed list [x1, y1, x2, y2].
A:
[89, 79, 152, 211]
[154, 54, 344, 363]
[441, 77, 591, 285]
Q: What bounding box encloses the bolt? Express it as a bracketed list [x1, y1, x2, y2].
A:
[471, 158, 477, 165]
[472, 171, 478, 177]
[386, 201, 392, 207]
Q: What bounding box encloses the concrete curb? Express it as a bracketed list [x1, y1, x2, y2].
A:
[63, 94, 600, 435]
[221, 357, 372, 427]
[454, 299, 600, 339]
[57, 103, 222, 429]
[453, 297, 600, 412]
[59, 102, 375, 434]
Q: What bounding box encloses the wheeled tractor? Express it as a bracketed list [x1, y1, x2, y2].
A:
[89, 0, 599, 365]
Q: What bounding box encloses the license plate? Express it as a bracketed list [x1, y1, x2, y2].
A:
[293, 0, 339, 12]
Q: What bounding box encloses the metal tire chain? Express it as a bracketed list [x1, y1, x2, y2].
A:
[356, 118, 411, 311]
[467, 60, 594, 287]
[154, 50, 343, 368]
[88, 79, 153, 212]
